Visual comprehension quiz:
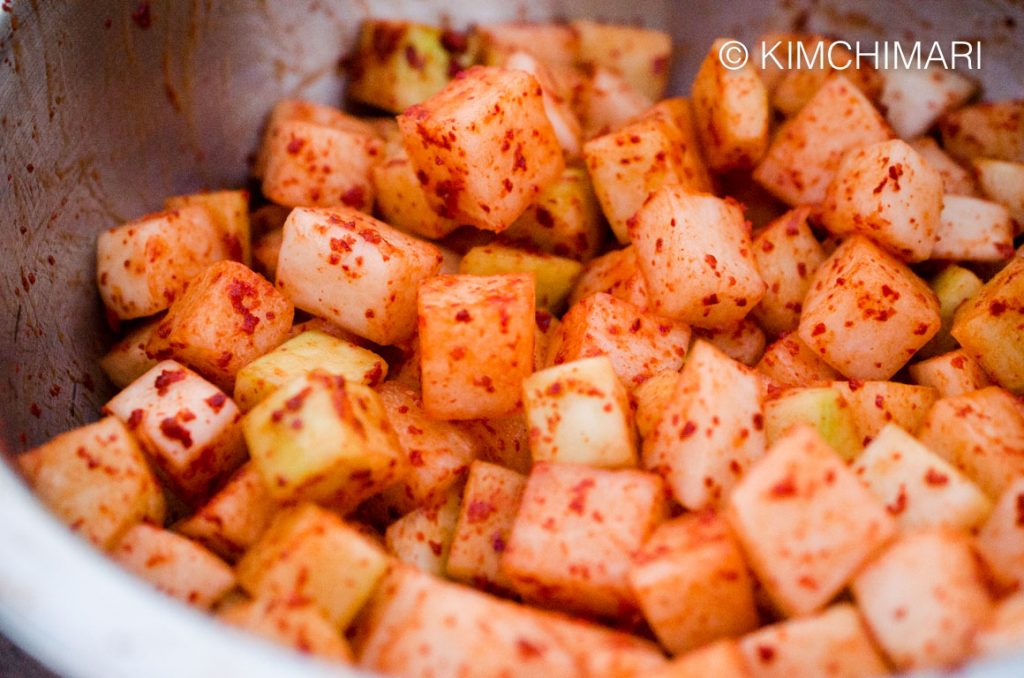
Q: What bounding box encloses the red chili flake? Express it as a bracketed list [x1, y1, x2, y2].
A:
[358, 228, 382, 245]
[127, 409, 144, 428]
[757, 645, 776, 663]
[364, 362, 384, 386]
[440, 29, 469, 54]
[340, 186, 365, 209]
[154, 368, 186, 396]
[159, 418, 193, 448]
[404, 44, 425, 69]
[130, 2, 151, 29]
[568, 478, 595, 514]
[880, 284, 900, 300]
[227, 278, 261, 334]
[629, 318, 642, 333]
[427, 540, 443, 556]
[811, 322, 826, 337]
[286, 136, 304, 154]
[467, 500, 495, 523]
[702, 293, 719, 306]
[1016, 493, 1024, 526]
[704, 254, 718, 269]
[513, 148, 527, 171]
[752, 413, 764, 431]
[886, 486, 908, 515]
[535, 206, 554, 228]
[285, 387, 313, 412]
[679, 420, 697, 439]
[455, 309, 472, 322]
[409, 449, 424, 467]
[28, 403, 41, 418]
[371, 23, 405, 60]
[761, 240, 775, 253]
[329, 237, 352, 253]
[924, 468, 949, 486]
[990, 300, 1008, 317]
[770, 476, 797, 498]
[517, 639, 543, 658]
[491, 532, 506, 553]
[913, 322, 930, 335]
[535, 310, 553, 332]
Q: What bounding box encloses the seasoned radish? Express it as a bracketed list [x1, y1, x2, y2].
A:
[18, 417, 165, 550]
[104, 360, 245, 503]
[819, 139, 944, 262]
[630, 187, 765, 329]
[97, 206, 228, 321]
[797, 235, 940, 380]
[398, 66, 564, 232]
[691, 38, 770, 171]
[146, 261, 294, 391]
[275, 206, 442, 346]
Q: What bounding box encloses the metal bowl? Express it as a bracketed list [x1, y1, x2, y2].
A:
[1, 1, 1021, 676]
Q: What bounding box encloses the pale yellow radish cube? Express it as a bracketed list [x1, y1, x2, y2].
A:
[643, 341, 766, 510]
[233, 330, 387, 412]
[418, 274, 535, 420]
[462, 415, 532, 476]
[446, 460, 527, 591]
[918, 263, 984, 359]
[568, 245, 649, 309]
[975, 477, 1024, 591]
[880, 66, 976, 139]
[165, 189, 251, 265]
[909, 350, 993, 398]
[831, 380, 936, 446]
[459, 244, 581, 311]
[112, 523, 234, 610]
[146, 261, 294, 391]
[691, 319, 766, 367]
[574, 66, 651, 140]
[237, 503, 389, 629]
[503, 167, 603, 262]
[798, 235, 940, 380]
[738, 604, 888, 678]
[631, 188, 765, 328]
[632, 369, 679, 439]
[951, 255, 1024, 392]
[629, 512, 758, 655]
[244, 371, 406, 511]
[99, 318, 161, 389]
[974, 157, 1024, 226]
[17, 417, 165, 550]
[939, 101, 1024, 163]
[524, 356, 636, 469]
[572, 20, 671, 102]
[584, 115, 699, 244]
[916, 387, 1024, 499]
[345, 20, 474, 114]
[261, 118, 381, 211]
[910, 137, 979, 196]
[751, 207, 827, 336]
[973, 592, 1024, 659]
[370, 140, 459, 239]
[691, 38, 769, 171]
[852, 529, 994, 671]
[727, 425, 897, 617]
[651, 640, 752, 678]
[852, 424, 991, 532]
[398, 66, 564, 232]
[384, 491, 460, 576]
[174, 463, 278, 562]
[548, 292, 690, 389]
[254, 100, 380, 179]
[756, 334, 839, 390]
[764, 387, 862, 461]
[500, 462, 665, 618]
[934, 195, 1014, 261]
[218, 597, 353, 664]
[96, 206, 228, 320]
[104, 360, 245, 502]
[376, 381, 480, 514]
[276, 207, 442, 345]
[820, 139, 943, 262]
[754, 74, 893, 206]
